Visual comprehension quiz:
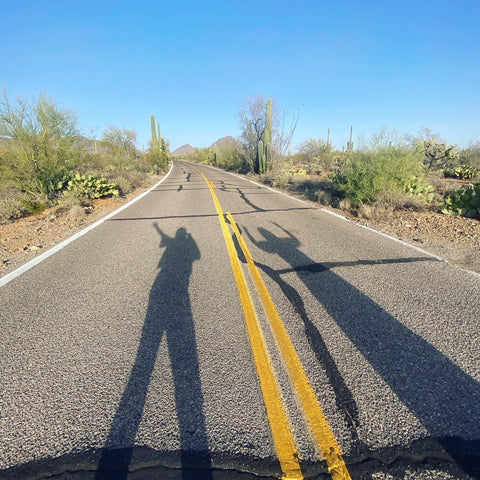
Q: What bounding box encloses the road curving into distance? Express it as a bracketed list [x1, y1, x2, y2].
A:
[1, 161, 479, 479]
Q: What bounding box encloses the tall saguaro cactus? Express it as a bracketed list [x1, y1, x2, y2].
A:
[151, 115, 162, 150]
[151, 115, 158, 147]
[258, 140, 265, 173]
[149, 114, 169, 170]
[258, 98, 273, 174]
[264, 99, 272, 147]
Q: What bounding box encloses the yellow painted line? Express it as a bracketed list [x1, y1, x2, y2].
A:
[195, 168, 303, 480]
[227, 212, 352, 480]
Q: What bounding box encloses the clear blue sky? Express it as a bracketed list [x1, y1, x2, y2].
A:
[1, 0, 479, 151]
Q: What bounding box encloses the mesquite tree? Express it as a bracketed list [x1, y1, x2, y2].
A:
[0, 92, 79, 199]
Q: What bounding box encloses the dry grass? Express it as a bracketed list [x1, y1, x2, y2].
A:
[67, 205, 87, 222]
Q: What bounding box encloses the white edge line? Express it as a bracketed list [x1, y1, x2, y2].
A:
[0, 164, 175, 288]
[196, 162, 480, 279]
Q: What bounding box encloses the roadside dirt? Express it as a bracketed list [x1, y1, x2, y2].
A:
[1, 174, 480, 279]
[0, 175, 163, 278]
[355, 209, 480, 274]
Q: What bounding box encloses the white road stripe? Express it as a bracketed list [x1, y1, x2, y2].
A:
[0, 164, 174, 288]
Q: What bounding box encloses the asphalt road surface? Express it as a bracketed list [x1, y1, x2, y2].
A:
[1, 161, 479, 480]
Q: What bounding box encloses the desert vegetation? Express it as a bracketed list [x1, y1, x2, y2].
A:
[2, 90, 479, 225]
[0, 92, 170, 223]
[182, 96, 480, 221]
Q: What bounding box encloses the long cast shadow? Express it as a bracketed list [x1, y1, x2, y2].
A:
[244, 224, 480, 478]
[95, 225, 212, 479]
[236, 187, 265, 212]
[107, 207, 315, 223]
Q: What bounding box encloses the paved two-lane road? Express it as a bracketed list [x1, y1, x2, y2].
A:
[1, 161, 479, 479]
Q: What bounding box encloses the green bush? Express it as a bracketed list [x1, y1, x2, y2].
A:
[0, 93, 82, 201]
[215, 145, 248, 172]
[331, 151, 426, 207]
[19, 199, 46, 214]
[330, 132, 429, 207]
[441, 182, 480, 217]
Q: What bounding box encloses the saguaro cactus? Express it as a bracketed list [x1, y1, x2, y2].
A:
[151, 115, 163, 150]
[264, 99, 272, 147]
[257, 99, 273, 174]
[258, 140, 265, 173]
[149, 115, 169, 169]
[151, 115, 158, 147]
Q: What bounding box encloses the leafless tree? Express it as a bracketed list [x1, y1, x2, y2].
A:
[237, 94, 300, 173]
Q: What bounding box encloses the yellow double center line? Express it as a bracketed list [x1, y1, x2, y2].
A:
[196, 168, 351, 480]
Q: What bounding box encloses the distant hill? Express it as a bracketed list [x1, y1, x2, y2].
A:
[211, 136, 241, 149]
[171, 144, 195, 157]
[172, 136, 242, 157]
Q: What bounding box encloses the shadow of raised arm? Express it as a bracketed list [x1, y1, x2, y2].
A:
[242, 226, 258, 247]
[154, 223, 168, 247]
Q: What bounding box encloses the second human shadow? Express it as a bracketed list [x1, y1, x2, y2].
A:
[243, 224, 480, 478]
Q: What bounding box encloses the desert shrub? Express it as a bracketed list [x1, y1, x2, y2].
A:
[331, 132, 428, 207]
[19, 198, 46, 214]
[259, 169, 341, 206]
[216, 145, 248, 172]
[315, 189, 333, 206]
[269, 171, 290, 189]
[354, 190, 428, 220]
[112, 175, 134, 195]
[459, 142, 480, 169]
[67, 205, 87, 222]
[357, 203, 379, 219]
[378, 190, 428, 211]
[288, 177, 332, 202]
[59, 187, 86, 207]
[108, 170, 147, 195]
[0, 93, 82, 201]
[441, 182, 480, 218]
[258, 173, 274, 186]
[0, 182, 29, 222]
[0, 198, 28, 222]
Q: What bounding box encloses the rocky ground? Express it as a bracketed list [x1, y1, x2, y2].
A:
[1, 176, 480, 279]
[355, 209, 480, 274]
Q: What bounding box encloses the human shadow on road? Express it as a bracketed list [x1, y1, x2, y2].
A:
[244, 224, 480, 478]
[95, 225, 212, 479]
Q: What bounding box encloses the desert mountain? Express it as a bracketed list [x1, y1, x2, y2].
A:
[211, 136, 241, 149]
[171, 144, 195, 156]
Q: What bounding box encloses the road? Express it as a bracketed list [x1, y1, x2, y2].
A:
[1, 161, 479, 480]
